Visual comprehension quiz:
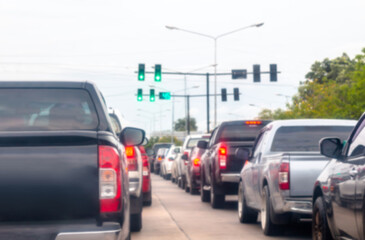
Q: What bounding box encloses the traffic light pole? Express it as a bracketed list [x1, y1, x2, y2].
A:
[206, 73, 210, 132]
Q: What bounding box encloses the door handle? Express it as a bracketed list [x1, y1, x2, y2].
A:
[349, 168, 358, 177]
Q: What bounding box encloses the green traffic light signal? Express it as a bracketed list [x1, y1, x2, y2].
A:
[137, 89, 143, 101]
[150, 89, 155, 102]
[154, 64, 161, 82]
[138, 64, 145, 81]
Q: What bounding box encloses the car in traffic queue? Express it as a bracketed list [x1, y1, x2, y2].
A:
[200, 120, 270, 208]
[150, 143, 172, 173]
[154, 147, 169, 175]
[312, 114, 365, 240]
[161, 146, 181, 180]
[0, 81, 145, 240]
[236, 119, 356, 236]
[184, 139, 210, 194]
[171, 152, 182, 184]
[179, 134, 211, 189]
[109, 108, 145, 232]
[138, 145, 152, 206]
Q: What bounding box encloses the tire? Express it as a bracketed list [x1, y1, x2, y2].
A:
[185, 181, 190, 193]
[200, 170, 210, 202]
[166, 174, 171, 180]
[143, 190, 152, 207]
[312, 197, 333, 240]
[189, 178, 198, 195]
[130, 212, 142, 232]
[210, 184, 225, 209]
[238, 181, 258, 223]
[178, 178, 182, 188]
[261, 185, 280, 236]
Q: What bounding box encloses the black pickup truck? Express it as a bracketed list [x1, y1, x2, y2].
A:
[200, 120, 270, 208]
[0, 81, 145, 240]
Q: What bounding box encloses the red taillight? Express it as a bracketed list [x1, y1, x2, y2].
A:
[158, 156, 162, 161]
[99, 145, 122, 213]
[245, 120, 262, 125]
[279, 162, 290, 190]
[193, 158, 200, 167]
[218, 146, 227, 169]
[125, 146, 137, 171]
[125, 146, 135, 158]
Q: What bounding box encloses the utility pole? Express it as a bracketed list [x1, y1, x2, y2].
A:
[206, 73, 210, 132]
[187, 95, 190, 135]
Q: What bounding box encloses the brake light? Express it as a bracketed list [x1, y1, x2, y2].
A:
[158, 156, 163, 161]
[218, 146, 227, 169]
[125, 146, 137, 171]
[193, 158, 200, 167]
[278, 162, 290, 190]
[99, 145, 122, 213]
[245, 120, 262, 125]
[125, 146, 135, 158]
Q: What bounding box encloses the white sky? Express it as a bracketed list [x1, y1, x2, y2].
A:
[0, 0, 364, 134]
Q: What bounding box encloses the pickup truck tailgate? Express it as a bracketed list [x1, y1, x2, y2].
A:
[0, 132, 99, 222]
[289, 153, 329, 197]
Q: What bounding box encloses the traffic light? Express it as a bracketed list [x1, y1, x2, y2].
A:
[253, 64, 260, 82]
[233, 88, 239, 101]
[149, 89, 155, 102]
[270, 64, 277, 82]
[221, 88, 227, 102]
[137, 89, 143, 101]
[159, 92, 171, 100]
[231, 69, 247, 79]
[138, 64, 145, 81]
[154, 64, 161, 82]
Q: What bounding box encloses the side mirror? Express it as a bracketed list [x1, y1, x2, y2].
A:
[181, 154, 188, 161]
[142, 138, 149, 146]
[119, 127, 145, 146]
[235, 147, 250, 161]
[197, 140, 208, 149]
[174, 148, 181, 154]
[320, 137, 343, 159]
[146, 148, 154, 156]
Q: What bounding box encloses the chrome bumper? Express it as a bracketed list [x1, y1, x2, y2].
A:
[282, 200, 312, 214]
[56, 229, 120, 240]
[221, 173, 240, 183]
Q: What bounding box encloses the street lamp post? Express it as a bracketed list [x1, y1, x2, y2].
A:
[166, 23, 264, 128]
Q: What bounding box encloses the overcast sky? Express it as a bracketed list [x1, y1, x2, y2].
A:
[0, 0, 364, 134]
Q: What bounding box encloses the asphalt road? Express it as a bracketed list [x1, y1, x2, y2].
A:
[132, 174, 312, 240]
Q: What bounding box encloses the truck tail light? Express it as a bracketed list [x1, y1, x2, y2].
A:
[125, 146, 137, 171]
[142, 155, 149, 176]
[99, 145, 122, 213]
[193, 158, 200, 167]
[218, 146, 227, 169]
[279, 162, 290, 190]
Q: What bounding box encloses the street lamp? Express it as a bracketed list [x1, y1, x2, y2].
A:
[166, 22, 264, 128]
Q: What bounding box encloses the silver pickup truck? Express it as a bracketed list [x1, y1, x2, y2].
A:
[237, 119, 356, 236]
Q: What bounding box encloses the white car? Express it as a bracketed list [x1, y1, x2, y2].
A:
[161, 146, 181, 180]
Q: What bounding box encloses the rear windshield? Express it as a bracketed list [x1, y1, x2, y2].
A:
[187, 138, 208, 148]
[154, 144, 172, 154]
[0, 89, 98, 131]
[218, 124, 266, 142]
[271, 126, 354, 152]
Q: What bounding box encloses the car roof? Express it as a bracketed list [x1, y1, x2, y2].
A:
[0, 81, 94, 88]
[267, 119, 357, 128]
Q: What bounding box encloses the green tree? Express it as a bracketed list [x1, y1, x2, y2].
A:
[174, 117, 198, 131]
[258, 48, 365, 120]
[158, 136, 183, 146]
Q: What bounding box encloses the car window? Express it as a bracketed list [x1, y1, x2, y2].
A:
[0, 89, 98, 131]
[348, 120, 365, 157]
[209, 128, 218, 147]
[271, 126, 354, 152]
[109, 114, 121, 134]
[252, 131, 267, 158]
[187, 138, 204, 148]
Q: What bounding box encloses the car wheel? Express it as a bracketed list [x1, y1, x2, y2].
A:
[143, 190, 152, 207]
[261, 185, 280, 236]
[177, 178, 182, 188]
[200, 171, 210, 202]
[210, 184, 225, 209]
[190, 178, 198, 195]
[312, 196, 333, 240]
[238, 181, 257, 223]
[185, 180, 190, 193]
[130, 212, 142, 232]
